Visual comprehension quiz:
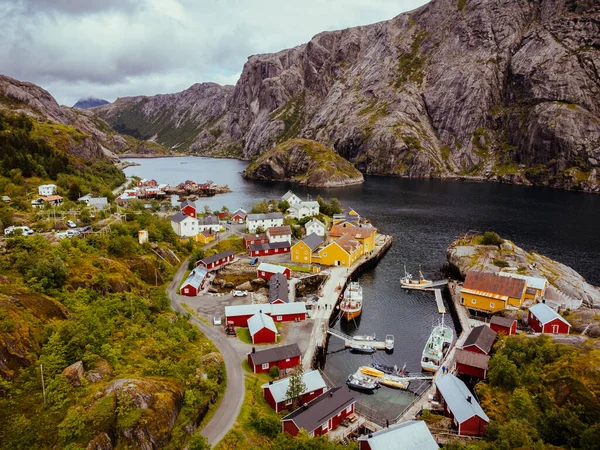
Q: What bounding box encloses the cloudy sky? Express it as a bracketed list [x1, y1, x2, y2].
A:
[0, 0, 428, 106]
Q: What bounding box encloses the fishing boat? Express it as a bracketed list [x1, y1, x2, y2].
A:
[340, 281, 363, 320]
[346, 373, 379, 392]
[350, 342, 376, 354]
[400, 265, 433, 289]
[421, 314, 454, 372]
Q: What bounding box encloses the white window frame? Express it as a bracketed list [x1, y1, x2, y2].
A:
[490, 302, 495, 308]
[277, 316, 282, 321]
[285, 399, 293, 406]
[471, 299, 476, 305]
[346, 405, 352, 413]
[261, 363, 269, 370]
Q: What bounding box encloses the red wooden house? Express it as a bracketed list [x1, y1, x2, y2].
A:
[225, 303, 308, 327]
[489, 315, 517, 336]
[180, 199, 197, 218]
[243, 233, 268, 250]
[257, 262, 291, 281]
[454, 348, 490, 379]
[196, 250, 235, 271]
[179, 267, 208, 296]
[269, 273, 289, 304]
[248, 241, 291, 257]
[281, 387, 356, 437]
[461, 325, 497, 355]
[232, 209, 248, 223]
[247, 344, 301, 374]
[358, 421, 439, 450]
[262, 370, 327, 413]
[217, 211, 230, 220]
[435, 374, 489, 436]
[270, 303, 307, 322]
[248, 313, 278, 344]
[528, 303, 571, 334]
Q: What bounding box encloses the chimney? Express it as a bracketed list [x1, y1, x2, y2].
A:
[467, 396, 472, 403]
[269, 380, 273, 385]
[303, 404, 307, 411]
[252, 347, 256, 353]
[330, 391, 333, 397]
[368, 434, 373, 438]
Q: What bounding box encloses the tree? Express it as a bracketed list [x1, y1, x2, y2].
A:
[188, 433, 210, 450]
[221, 205, 230, 213]
[330, 198, 342, 215]
[269, 366, 280, 378]
[278, 200, 290, 213]
[285, 367, 306, 408]
[481, 231, 503, 246]
[251, 199, 269, 214]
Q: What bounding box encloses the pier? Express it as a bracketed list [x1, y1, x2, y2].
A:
[425, 288, 447, 313]
[327, 329, 394, 351]
[402, 280, 448, 314]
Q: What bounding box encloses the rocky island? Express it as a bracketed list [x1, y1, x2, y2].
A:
[242, 138, 364, 187]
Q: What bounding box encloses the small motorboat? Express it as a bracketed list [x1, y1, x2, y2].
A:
[346, 373, 379, 392]
[385, 334, 394, 350]
[353, 334, 376, 341]
[350, 342, 376, 354]
[401, 264, 433, 289]
[360, 366, 384, 378]
[380, 374, 410, 390]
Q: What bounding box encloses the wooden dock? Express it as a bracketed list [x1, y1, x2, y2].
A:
[424, 288, 446, 313]
[327, 329, 394, 351]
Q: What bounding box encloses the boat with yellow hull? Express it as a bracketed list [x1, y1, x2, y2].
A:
[359, 366, 410, 390]
[340, 281, 363, 321]
[400, 265, 433, 289]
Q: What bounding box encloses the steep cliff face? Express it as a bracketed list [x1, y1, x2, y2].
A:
[94, 0, 600, 191]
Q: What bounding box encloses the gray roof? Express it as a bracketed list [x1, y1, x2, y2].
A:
[249, 241, 291, 252]
[261, 370, 327, 404]
[198, 214, 219, 225]
[357, 420, 439, 450]
[302, 233, 324, 251]
[305, 218, 325, 229]
[87, 197, 108, 207]
[225, 302, 307, 318]
[529, 302, 571, 326]
[248, 343, 301, 366]
[248, 313, 277, 336]
[171, 212, 193, 223]
[282, 190, 299, 201]
[455, 348, 490, 371]
[269, 273, 289, 303]
[490, 315, 516, 328]
[182, 267, 208, 290]
[247, 212, 284, 221]
[435, 374, 489, 424]
[271, 302, 307, 316]
[282, 387, 355, 433]
[463, 325, 497, 354]
[199, 250, 235, 266]
[181, 199, 196, 209]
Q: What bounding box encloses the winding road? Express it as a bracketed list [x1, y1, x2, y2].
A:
[167, 257, 244, 447]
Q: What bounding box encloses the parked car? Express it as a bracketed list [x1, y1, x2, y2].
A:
[66, 220, 77, 228]
[232, 290, 248, 297]
[249, 257, 259, 265]
[4, 226, 34, 236]
[213, 316, 222, 326]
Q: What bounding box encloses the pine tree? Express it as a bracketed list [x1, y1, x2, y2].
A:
[285, 367, 306, 409]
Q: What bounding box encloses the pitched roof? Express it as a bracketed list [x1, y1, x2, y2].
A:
[462, 325, 497, 354]
[302, 233, 324, 251]
[490, 315, 516, 329]
[181, 199, 196, 209]
[455, 348, 490, 371]
[357, 420, 439, 450]
[498, 272, 548, 290]
[199, 250, 235, 265]
[250, 242, 291, 252]
[282, 190, 299, 201]
[305, 218, 325, 229]
[329, 225, 376, 239]
[225, 302, 307, 318]
[261, 370, 327, 404]
[282, 387, 355, 433]
[249, 343, 302, 366]
[267, 225, 292, 236]
[171, 212, 195, 223]
[43, 195, 63, 201]
[257, 263, 289, 274]
[269, 273, 289, 303]
[248, 313, 277, 336]
[435, 374, 489, 424]
[462, 271, 526, 300]
[271, 302, 307, 316]
[333, 233, 361, 253]
[198, 214, 219, 225]
[244, 233, 267, 242]
[232, 208, 247, 218]
[529, 303, 571, 327]
[182, 267, 208, 289]
[247, 212, 284, 221]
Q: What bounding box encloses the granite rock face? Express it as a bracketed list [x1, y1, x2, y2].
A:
[94, 0, 600, 191]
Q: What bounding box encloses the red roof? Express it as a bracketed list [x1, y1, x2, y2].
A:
[463, 272, 526, 299]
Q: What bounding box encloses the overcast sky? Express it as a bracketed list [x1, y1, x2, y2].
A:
[0, 0, 428, 106]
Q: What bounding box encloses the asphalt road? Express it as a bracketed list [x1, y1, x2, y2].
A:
[167, 257, 244, 448]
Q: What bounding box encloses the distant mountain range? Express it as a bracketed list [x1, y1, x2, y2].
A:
[73, 97, 109, 109]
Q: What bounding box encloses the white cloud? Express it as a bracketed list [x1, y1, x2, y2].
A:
[0, 0, 429, 106]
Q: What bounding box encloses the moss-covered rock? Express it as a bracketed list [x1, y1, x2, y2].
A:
[243, 138, 364, 187]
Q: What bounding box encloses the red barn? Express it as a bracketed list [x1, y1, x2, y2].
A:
[248, 313, 278, 344]
[218, 211, 230, 220]
[179, 267, 208, 296]
[489, 315, 517, 336]
[436, 374, 489, 436]
[462, 325, 497, 355]
[262, 370, 327, 413]
[232, 209, 248, 223]
[257, 262, 291, 281]
[528, 303, 571, 334]
[247, 344, 301, 374]
[196, 250, 235, 271]
[249, 242, 291, 257]
[454, 348, 490, 379]
[281, 387, 356, 437]
[225, 303, 308, 327]
[180, 199, 197, 218]
[243, 233, 268, 249]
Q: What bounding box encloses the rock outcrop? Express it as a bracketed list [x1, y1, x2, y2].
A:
[243, 138, 364, 186]
[93, 0, 600, 192]
[62, 361, 84, 387]
[447, 235, 600, 309]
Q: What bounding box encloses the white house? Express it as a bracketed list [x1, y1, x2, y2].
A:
[197, 214, 221, 233]
[266, 225, 292, 243]
[78, 194, 109, 210]
[304, 218, 326, 237]
[288, 201, 320, 219]
[247, 212, 284, 233]
[38, 184, 57, 196]
[282, 190, 302, 206]
[170, 212, 199, 237]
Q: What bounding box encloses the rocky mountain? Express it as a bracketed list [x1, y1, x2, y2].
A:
[243, 138, 364, 186]
[93, 0, 600, 192]
[0, 75, 165, 160]
[73, 97, 109, 109]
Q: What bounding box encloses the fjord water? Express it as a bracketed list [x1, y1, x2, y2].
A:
[125, 156, 600, 420]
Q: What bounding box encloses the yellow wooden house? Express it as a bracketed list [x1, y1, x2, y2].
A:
[312, 233, 362, 267]
[329, 225, 376, 255]
[196, 230, 216, 244]
[291, 233, 324, 264]
[332, 207, 360, 226]
[498, 272, 548, 302]
[460, 271, 527, 313]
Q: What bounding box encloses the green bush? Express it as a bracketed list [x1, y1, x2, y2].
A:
[481, 231, 504, 246]
[492, 259, 509, 268]
[269, 366, 280, 378]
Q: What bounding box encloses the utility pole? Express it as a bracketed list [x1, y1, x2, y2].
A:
[40, 364, 46, 405]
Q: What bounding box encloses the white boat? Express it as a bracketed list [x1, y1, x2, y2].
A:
[340, 281, 363, 320]
[347, 372, 379, 391]
[350, 342, 376, 354]
[421, 314, 454, 372]
[385, 334, 394, 350]
[353, 333, 376, 342]
[401, 265, 433, 289]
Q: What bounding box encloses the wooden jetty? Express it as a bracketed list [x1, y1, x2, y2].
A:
[327, 329, 394, 351]
[424, 288, 446, 313]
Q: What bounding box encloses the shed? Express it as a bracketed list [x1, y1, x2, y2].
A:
[435, 374, 489, 436]
[462, 325, 497, 355]
[248, 313, 277, 344]
[247, 344, 301, 374]
[248, 241, 291, 257]
[262, 370, 327, 413]
[454, 348, 490, 379]
[528, 303, 571, 335]
[358, 420, 439, 450]
[180, 267, 208, 296]
[489, 315, 517, 336]
[257, 262, 291, 281]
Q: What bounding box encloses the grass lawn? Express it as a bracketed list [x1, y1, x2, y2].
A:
[279, 263, 311, 273]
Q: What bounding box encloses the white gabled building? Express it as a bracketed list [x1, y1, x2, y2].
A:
[38, 184, 57, 196]
[282, 190, 303, 205]
[197, 214, 221, 233]
[288, 201, 319, 219]
[247, 212, 284, 233]
[304, 218, 326, 237]
[266, 225, 292, 243]
[170, 212, 199, 237]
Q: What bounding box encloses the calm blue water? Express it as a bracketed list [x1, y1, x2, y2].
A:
[125, 156, 600, 420]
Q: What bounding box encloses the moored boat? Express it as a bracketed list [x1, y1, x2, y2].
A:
[385, 334, 394, 350]
[401, 265, 433, 289]
[350, 342, 376, 354]
[340, 281, 363, 320]
[346, 373, 379, 391]
[380, 374, 410, 390]
[359, 366, 384, 378]
[353, 333, 376, 341]
[421, 314, 454, 372]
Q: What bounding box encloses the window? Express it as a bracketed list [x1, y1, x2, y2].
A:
[322, 252, 327, 257]
[346, 405, 353, 413]
[285, 399, 293, 405]
[471, 299, 476, 305]
[275, 249, 279, 253]
[304, 251, 308, 255]
[277, 316, 282, 321]
[295, 250, 299, 254]
[321, 422, 328, 432]
[461, 298, 465, 305]
[286, 358, 290, 362]
[304, 257, 308, 261]
[262, 363, 269, 370]
[309, 391, 314, 395]
[184, 288, 189, 293]
[489, 302, 495, 308]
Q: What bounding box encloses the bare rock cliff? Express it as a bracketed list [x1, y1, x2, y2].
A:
[94, 0, 600, 192]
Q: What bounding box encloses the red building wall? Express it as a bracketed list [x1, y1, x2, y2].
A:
[458, 415, 488, 437]
[490, 322, 516, 336]
[272, 312, 307, 322]
[250, 247, 290, 257]
[249, 355, 301, 373]
[264, 387, 326, 413]
[180, 283, 198, 296]
[528, 312, 570, 334]
[252, 327, 277, 344]
[233, 214, 246, 223]
[226, 314, 254, 327]
[181, 205, 197, 218]
[462, 344, 487, 355]
[258, 267, 291, 281]
[197, 255, 234, 270]
[359, 442, 373, 450]
[456, 362, 487, 379]
[282, 402, 353, 437]
[243, 236, 268, 247]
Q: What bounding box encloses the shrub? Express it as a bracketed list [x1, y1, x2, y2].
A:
[481, 231, 504, 246]
[269, 366, 280, 378]
[493, 259, 509, 268]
